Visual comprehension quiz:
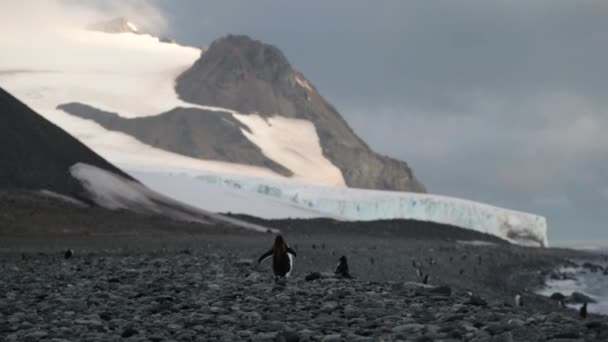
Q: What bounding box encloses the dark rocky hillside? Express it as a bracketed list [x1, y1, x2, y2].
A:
[58, 102, 292, 176]
[0, 87, 133, 202]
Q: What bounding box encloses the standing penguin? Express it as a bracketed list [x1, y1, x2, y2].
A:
[580, 303, 588, 319]
[514, 292, 524, 307]
[258, 235, 297, 280]
[64, 249, 74, 260]
[335, 256, 351, 278]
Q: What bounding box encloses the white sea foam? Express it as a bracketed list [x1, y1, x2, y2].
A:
[537, 261, 608, 315]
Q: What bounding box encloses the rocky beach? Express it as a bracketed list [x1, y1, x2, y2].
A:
[1, 221, 607, 342]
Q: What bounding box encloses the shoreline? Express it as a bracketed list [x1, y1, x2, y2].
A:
[1, 231, 607, 341]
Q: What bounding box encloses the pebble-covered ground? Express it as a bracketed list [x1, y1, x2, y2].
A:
[1, 233, 606, 342]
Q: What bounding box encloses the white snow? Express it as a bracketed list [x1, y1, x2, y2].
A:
[126, 21, 138, 32]
[127, 169, 549, 247]
[0, 26, 345, 187]
[233, 114, 345, 186]
[39, 190, 88, 208]
[295, 75, 312, 91]
[70, 163, 278, 233]
[0, 28, 201, 118]
[71, 163, 162, 212]
[129, 170, 332, 219]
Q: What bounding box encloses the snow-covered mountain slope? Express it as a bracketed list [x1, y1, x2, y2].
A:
[0, 22, 548, 245]
[130, 170, 548, 247]
[0, 86, 275, 233]
[70, 163, 276, 233]
[0, 26, 344, 187]
[177, 35, 425, 192]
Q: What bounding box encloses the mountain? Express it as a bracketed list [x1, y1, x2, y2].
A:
[52, 32, 424, 192]
[175, 35, 426, 192]
[0, 21, 548, 246]
[58, 102, 292, 176]
[0, 86, 274, 233]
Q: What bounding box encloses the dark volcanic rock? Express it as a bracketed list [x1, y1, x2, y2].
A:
[0, 87, 133, 202]
[58, 102, 292, 176]
[415, 285, 452, 297]
[175, 35, 425, 192]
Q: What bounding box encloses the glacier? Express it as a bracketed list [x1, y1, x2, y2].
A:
[129, 170, 548, 247]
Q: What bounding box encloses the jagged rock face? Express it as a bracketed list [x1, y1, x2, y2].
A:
[176, 35, 425, 192]
[58, 103, 292, 176]
[0, 88, 133, 201]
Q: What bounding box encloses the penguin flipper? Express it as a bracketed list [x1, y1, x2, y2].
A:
[258, 249, 273, 264]
[287, 247, 297, 257]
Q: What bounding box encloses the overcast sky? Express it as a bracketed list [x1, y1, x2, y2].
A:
[147, 1, 608, 243]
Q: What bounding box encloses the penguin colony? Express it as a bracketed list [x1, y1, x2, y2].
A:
[52, 236, 594, 320]
[258, 235, 597, 318]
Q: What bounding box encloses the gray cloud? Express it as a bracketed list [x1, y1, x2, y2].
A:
[155, 1, 608, 242]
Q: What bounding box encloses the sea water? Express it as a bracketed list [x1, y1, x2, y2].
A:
[537, 248, 608, 315]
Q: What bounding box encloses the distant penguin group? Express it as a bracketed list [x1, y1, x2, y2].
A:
[258, 235, 297, 280]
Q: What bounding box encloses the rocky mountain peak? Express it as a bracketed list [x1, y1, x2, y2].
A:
[176, 35, 426, 192]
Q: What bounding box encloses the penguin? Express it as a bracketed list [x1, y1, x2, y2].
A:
[514, 293, 523, 307]
[422, 274, 430, 285]
[477, 255, 482, 265]
[335, 256, 351, 278]
[465, 290, 488, 306]
[258, 235, 297, 280]
[64, 249, 74, 260]
[580, 303, 587, 319]
[416, 267, 424, 279]
[459, 268, 465, 275]
[449, 256, 453, 263]
[550, 292, 566, 308]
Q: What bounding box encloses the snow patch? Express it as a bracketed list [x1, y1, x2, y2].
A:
[126, 21, 138, 33]
[295, 75, 312, 91]
[233, 114, 345, 186]
[70, 163, 160, 212]
[39, 190, 88, 208]
[69, 163, 278, 234]
[457, 240, 498, 247]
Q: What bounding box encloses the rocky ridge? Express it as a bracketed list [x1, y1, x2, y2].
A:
[176, 35, 426, 192]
